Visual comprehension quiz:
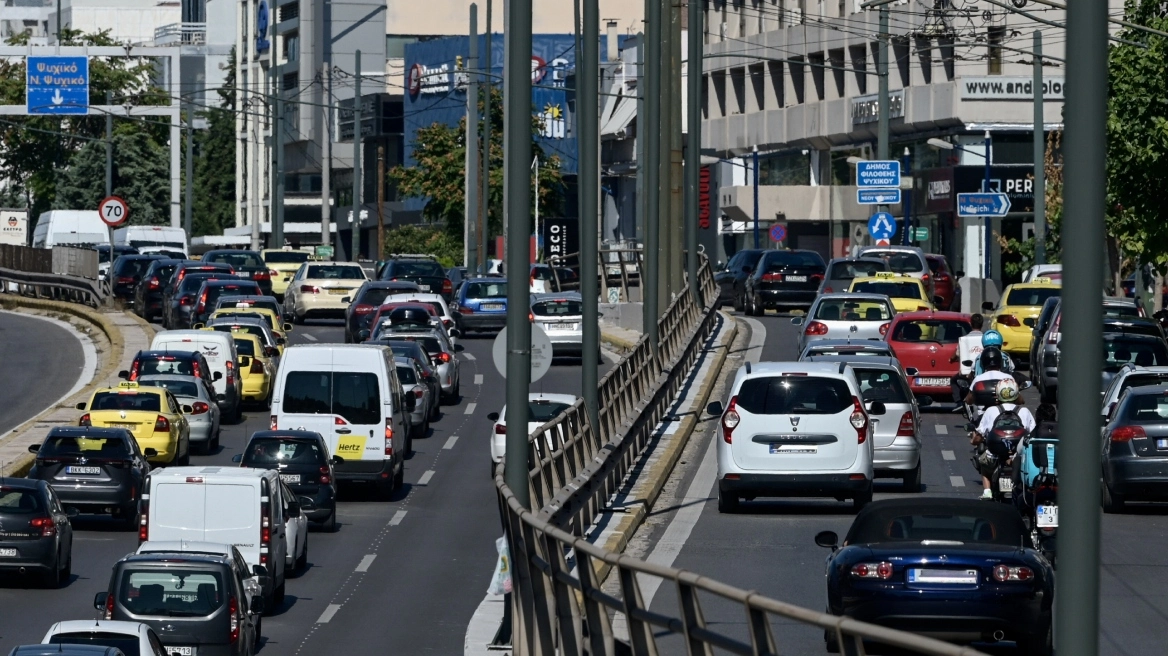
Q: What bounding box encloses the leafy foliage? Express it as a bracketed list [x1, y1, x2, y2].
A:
[999, 131, 1063, 277]
[383, 225, 464, 268]
[53, 130, 170, 224]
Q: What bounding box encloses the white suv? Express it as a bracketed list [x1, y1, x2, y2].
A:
[707, 361, 880, 513]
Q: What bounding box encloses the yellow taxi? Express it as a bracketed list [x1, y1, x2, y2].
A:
[261, 248, 311, 297]
[988, 277, 1062, 357]
[230, 332, 277, 406]
[77, 381, 190, 466]
[848, 272, 934, 313]
[204, 320, 286, 356]
[204, 307, 292, 343]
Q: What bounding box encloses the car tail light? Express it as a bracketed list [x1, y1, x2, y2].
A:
[253, 271, 271, 281]
[301, 285, 321, 294]
[191, 401, 210, 415]
[811, 273, 824, 284]
[414, 387, 425, 399]
[761, 272, 783, 282]
[823, 286, 833, 293]
[850, 397, 868, 444]
[937, 273, 950, 282]
[385, 418, 394, 455]
[804, 321, 829, 336]
[129, 360, 141, 381]
[195, 292, 207, 314]
[354, 304, 374, 314]
[147, 277, 160, 290]
[1109, 425, 1147, 442]
[250, 358, 264, 374]
[154, 415, 170, 432]
[226, 360, 235, 385]
[722, 396, 740, 444]
[442, 279, 453, 295]
[998, 314, 1021, 327]
[180, 295, 193, 306]
[116, 276, 134, 285]
[29, 516, 56, 537]
[896, 412, 915, 437]
[79, 413, 91, 427]
[495, 423, 507, 434]
[319, 466, 331, 485]
[851, 562, 894, 580]
[921, 273, 930, 282]
[260, 500, 271, 564]
[270, 415, 278, 430]
[228, 595, 240, 643]
[879, 322, 890, 336]
[528, 312, 534, 323]
[438, 352, 452, 363]
[460, 306, 474, 314]
[104, 590, 115, 619]
[993, 564, 1034, 582]
[138, 492, 149, 541]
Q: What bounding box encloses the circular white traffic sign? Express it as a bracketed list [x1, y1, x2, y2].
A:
[98, 195, 129, 227]
[492, 324, 553, 383]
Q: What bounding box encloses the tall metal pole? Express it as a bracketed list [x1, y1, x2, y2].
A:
[480, 0, 492, 272]
[983, 130, 992, 278]
[105, 91, 113, 197]
[185, 101, 193, 237]
[467, 3, 480, 275]
[901, 146, 911, 246]
[685, 0, 702, 295]
[580, 0, 600, 441]
[642, 3, 661, 353]
[752, 147, 759, 248]
[533, 156, 539, 261]
[1033, 30, 1046, 266]
[321, 65, 332, 250]
[351, 49, 363, 261]
[376, 143, 386, 259]
[1057, 0, 1105, 651]
[877, 7, 889, 161]
[666, 0, 683, 298]
[272, 89, 285, 249]
[503, 0, 533, 508]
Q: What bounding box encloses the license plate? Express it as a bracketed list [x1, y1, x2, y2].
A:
[66, 466, 100, 475]
[999, 477, 1014, 493]
[111, 423, 138, 429]
[481, 303, 503, 311]
[1158, 439, 1168, 449]
[770, 444, 817, 454]
[1037, 504, 1058, 528]
[418, 285, 430, 291]
[786, 275, 807, 282]
[0, 548, 16, 557]
[328, 288, 349, 295]
[553, 322, 579, 331]
[915, 377, 950, 387]
[907, 568, 978, 585]
[280, 474, 301, 484]
[167, 648, 195, 656]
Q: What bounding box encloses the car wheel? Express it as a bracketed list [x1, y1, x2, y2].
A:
[58, 552, 71, 586]
[273, 580, 286, 608]
[293, 311, 304, 325]
[429, 398, 441, 422]
[323, 508, 338, 533]
[733, 290, 744, 312]
[824, 628, 840, 654]
[1103, 481, 1125, 513]
[211, 429, 221, 452]
[40, 554, 62, 588]
[902, 461, 922, 493]
[853, 484, 873, 512]
[717, 487, 739, 513]
[178, 444, 190, 466]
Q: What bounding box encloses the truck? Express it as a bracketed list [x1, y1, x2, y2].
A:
[31, 210, 108, 249]
[114, 225, 188, 257]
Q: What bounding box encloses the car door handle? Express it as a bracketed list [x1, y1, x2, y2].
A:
[335, 428, 351, 434]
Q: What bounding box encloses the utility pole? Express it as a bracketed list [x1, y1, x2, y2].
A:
[503, 0, 533, 508]
[351, 49, 363, 261]
[684, 0, 702, 296]
[1058, 0, 1105, 653]
[466, 3, 480, 276]
[480, 0, 492, 272]
[1033, 30, 1046, 265]
[185, 101, 193, 237]
[272, 87, 285, 249]
[901, 146, 911, 246]
[876, 5, 890, 231]
[321, 65, 332, 251]
[657, 0, 675, 304]
[752, 146, 759, 248]
[377, 142, 386, 260]
[580, 0, 600, 439]
[641, 0, 661, 354]
[983, 130, 992, 278]
[105, 91, 112, 197]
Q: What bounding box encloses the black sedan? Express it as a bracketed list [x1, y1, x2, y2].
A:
[108, 254, 166, 307]
[132, 258, 185, 322]
[743, 249, 826, 315]
[1102, 384, 1168, 512]
[0, 478, 75, 587]
[815, 497, 1053, 654]
[379, 256, 453, 301]
[27, 427, 149, 528]
[234, 430, 340, 531]
[201, 249, 274, 295]
[713, 248, 764, 310]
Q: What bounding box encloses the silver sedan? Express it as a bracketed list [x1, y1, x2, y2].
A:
[792, 293, 895, 352]
[395, 357, 433, 439]
[137, 374, 222, 454]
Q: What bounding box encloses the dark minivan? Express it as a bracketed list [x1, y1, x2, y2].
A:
[27, 427, 150, 528]
[743, 249, 827, 315]
[234, 431, 339, 531]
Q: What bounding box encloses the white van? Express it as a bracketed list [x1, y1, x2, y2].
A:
[270, 345, 411, 498]
[115, 225, 189, 257]
[151, 331, 243, 421]
[32, 210, 108, 249]
[139, 466, 310, 608]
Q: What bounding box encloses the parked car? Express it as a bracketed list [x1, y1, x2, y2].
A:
[714, 249, 765, 310]
[235, 430, 340, 532]
[792, 293, 894, 353]
[0, 478, 75, 587]
[27, 427, 149, 527]
[817, 257, 889, 296]
[743, 249, 827, 315]
[201, 249, 274, 295]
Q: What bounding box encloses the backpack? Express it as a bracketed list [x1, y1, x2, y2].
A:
[986, 404, 1025, 458]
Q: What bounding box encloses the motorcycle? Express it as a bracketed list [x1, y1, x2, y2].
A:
[1014, 420, 1059, 565]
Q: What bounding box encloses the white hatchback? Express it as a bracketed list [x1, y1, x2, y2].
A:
[487, 393, 579, 473]
[707, 361, 879, 513]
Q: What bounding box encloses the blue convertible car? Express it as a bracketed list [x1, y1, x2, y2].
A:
[815, 497, 1054, 654]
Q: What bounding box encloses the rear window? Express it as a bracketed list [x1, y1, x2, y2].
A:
[1103, 303, 1142, 319]
[1117, 374, 1168, 400]
[119, 569, 225, 617]
[529, 400, 572, 423]
[1120, 391, 1168, 423]
[870, 251, 924, 273]
[805, 346, 892, 358]
[0, 488, 44, 514]
[853, 369, 909, 404]
[40, 434, 131, 458]
[242, 438, 325, 466]
[851, 281, 922, 299]
[306, 265, 365, 279]
[234, 338, 257, 357]
[847, 506, 1027, 546]
[149, 263, 179, 282]
[140, 378, 200, 398]
[1104, 339, 1168, 371]
[1006, 287, 1060, 307]
[891, 319, 969, 343]
[358, 288, 396, 307]
[735, 376, 852, 415]
[180, 274, 223, 293]
[397, 365, 418, 385]
[204, 284, 262, 308]
[112, 257, 156, 278]
[282, 371, 381, 425]
[533, 299, 583, 316]
[91, 391, 163, 412]
[215, 311, 274, 330]
[137, 356, 195, 377]
[814, 298, 891, 322]
[264, 251, 309, 264]
[828, 260, 886, 280]
[466, 282, 507, 299]
[205, 252, 265, 268]
[531, 267, 555, 281]
[926, 257, 949, 274]
[49, 633, 142, 656]
[383, 335, 442, 355]
[218, 298, 279, 315]
[761, 251, 825, 271]
[390, 261, 446, 277]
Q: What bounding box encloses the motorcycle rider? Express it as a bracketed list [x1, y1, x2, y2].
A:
[950, 314, 985, 403]
[971, 378, 1036, 499]
[964, 346, 1014, 407]
[975, 330, 1016, 375]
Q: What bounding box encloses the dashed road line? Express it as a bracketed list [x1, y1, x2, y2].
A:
[474, 374, 484, 385]
[389, 510, 408, 526]
[417, 470, 436, 485]
[302, 333, 318, 342]
[464, 402, 477, 414]
[443, 434, 460, 449]
[464, 352, 476, 361]
[942, 449, 956, 461]
[935, 423, 948, 435]
[355, 555, 376, 572]
[316, 604, 341, 623]
[949, 475, 966, 487]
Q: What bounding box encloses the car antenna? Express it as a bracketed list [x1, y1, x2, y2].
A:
[745, 361, 751, 374]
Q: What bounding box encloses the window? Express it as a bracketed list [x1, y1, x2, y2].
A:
[892, 319, 970, 343]
[282, 371, 382, 425]
[828, 259, 885, 280]
[264, 251, 309, 264]
[39, 434, 131, 458]
[528, 400, 573, 423]
[866, 250, 923, 273]
[306, 265, 365, 279]
[988, 26, 1004, 75]
[853, 369, 909, 404]
[851, 280, 923, 299]
[137, 356, 195, 377]
[49, 634, 143, 656]
[761, 251, 825, 269]
[389, 261, 446, 277]
[736, 376, 853, 414]
[142, 378, 200, 398]
[749, 64, 765, 111]
[0, 489, 44, 514]
[204, 283, 262, 309]
[119, 569, 225, 617]
[234, 338, 257, 357]
[1006, 287, 1060, 307]
[91, 392, 163, 412]
[847, 506, 1027, 545]
[112, 257, 157, 279]
[465, 282, 507, 299]
[1116, 375, 1168, 403]
[283, 30, 299, 63]
[1121, 391, 1168, 423]
[397, 365, 418, 385]
[243, 438, 326, 466]
[730, 67, 746, 114]
[533, 299, 583, 316]
[1103, 340, 1168, 372]
[205, 252, 265, 268]
[814, 298, 891, 322]
[282, 372, 332, 415]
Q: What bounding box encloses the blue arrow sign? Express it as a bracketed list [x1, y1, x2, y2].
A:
[956, 192, 1012, 217]
[857, 188, 902, 205]
[856, 160, 901, 188]
[867, 212, 897, 240]
[26, 56, 88, 115]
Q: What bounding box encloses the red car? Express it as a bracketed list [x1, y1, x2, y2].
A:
[925, 254, 958, 310]
[885, 311, 972, 400]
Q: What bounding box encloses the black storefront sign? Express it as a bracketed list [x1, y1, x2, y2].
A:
[542, 217, 579, 264]
[916, 165, 1036, 214]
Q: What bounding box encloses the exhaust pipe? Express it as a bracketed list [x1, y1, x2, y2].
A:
[992, 630, 1006, 642]
[19, 567, 27, 574]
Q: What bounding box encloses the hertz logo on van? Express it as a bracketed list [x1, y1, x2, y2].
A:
[336, 437, 367, 455]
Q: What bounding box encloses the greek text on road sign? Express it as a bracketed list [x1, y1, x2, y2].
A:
[98, 196, 129, 227]
[856, 161, 901, 188]
[956, 192, 1011, 218]
[26, 56, 89, 115]
[769, 224, 786, 242]
[867, 212, 896, 240]
[857, 188, 902, 205]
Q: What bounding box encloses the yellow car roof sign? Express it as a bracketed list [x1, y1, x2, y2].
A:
[874, 272, 897, 279]
[118, 381, 139, 390]
[1031, 277, 1058, 284]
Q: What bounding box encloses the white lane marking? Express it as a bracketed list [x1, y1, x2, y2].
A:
[302, 333, 318, 342]
[942, 449, 956, 461]
[949, 475, 966, 487]
[474, 374, 484, 385]
[464, 352, 476, 361]
[389, 510, 407, 526]
[464, 402, 477, 415]
[355, 555, 377, 572]
[444, 434, 460, 449]
[317, 604, 341, 623]
[935, 424, 948, 435]
[418, 470, 436, 485]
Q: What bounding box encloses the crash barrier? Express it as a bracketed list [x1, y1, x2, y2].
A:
[494, 253, 986, 655]
[0, 244, 105, 307]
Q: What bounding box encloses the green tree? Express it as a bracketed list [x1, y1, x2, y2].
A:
[192, 48, 238, 237]
[383, 225, 464, 267]
[53, 129, 170, 224]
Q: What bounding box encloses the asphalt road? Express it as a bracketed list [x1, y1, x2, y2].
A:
[634, 311, 1168, 656]
[0, 318, 610, 653]
[0, 311, 85, 436]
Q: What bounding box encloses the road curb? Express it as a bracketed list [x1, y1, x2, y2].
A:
[600, 326, 640, 353]
[593, 311, 738, 579]
[125, 307, 159, 340]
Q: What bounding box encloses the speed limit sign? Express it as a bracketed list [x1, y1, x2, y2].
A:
[98, 195, 129, 227]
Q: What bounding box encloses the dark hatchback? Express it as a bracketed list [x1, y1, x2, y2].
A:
[201, 250, 273, 295]
[379, 257, 453, 301]
[714, 249, 765, 310]
[163, 265, 235, 329]
[110, 255, 167, 306]
[343, 281, 422, 343]
[1102, 384, 1168, 512]
[816, 497, 1054, 654]
[126, 350, 216, 386]
[234, 431, 340, 531]
[191, 279, 264, 327]
[743, 249, 826, 315]
[0, 478, 75, 587]
[133, 258, 185, 322]
[27, 427, 149, 527]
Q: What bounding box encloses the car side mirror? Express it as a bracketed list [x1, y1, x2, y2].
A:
[981, 301, 995, 312]
[791, 316, 804, 326]
[450, 328, 463, 339]
[814, 530, 839, 550]
[232, 454, 243, 463]
[250, 595, 266, 614]
[955, 270, 965, 278]
[252, 564, 268, 578]
[283, 323, 293, 332]
[192, 322, 205, 329]
[454, 343, 465, 352]
[357, 329, 371, 341]
[76, 402, 87, 410]
[117, 370, 130, 380]
[915, 394, 933, 407]
[961, 360, 974, 367]
[144, 448, 158, 457]
[94, 592, 109, 611]
[706, 401, 724, 416]
[182, 404, 194, 414]
[487, 412, 501, 421]
[904, 367, 919, 376]
[27, 443, 39, 453]
[330, 455, 344, 466]
[866, 400, 887, 415]
[286, 501, 301, 517]
[213, 371, 224, 381]
[341, 296, 351, 303]
[299, 497, 316, 512]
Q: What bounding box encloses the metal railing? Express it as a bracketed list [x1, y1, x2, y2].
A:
[153, 22, 206, 45]
[493, 254, 986, 656]
[0, 244, 105, 307]
[546, 244, 644, 302]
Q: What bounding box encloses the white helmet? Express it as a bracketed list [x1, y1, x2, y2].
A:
[996, 378, 1020, 404]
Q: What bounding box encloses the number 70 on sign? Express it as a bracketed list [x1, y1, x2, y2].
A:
[98, 195, 129, 227]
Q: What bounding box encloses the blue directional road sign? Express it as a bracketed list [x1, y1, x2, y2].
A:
[856, 160, 901, 188]
[956, 192, 1012, 218]
[857, 188, 902, 205]
[867, 212, 897, 240]
[26, 56, 89, 115]
[769, 224, 786, 242]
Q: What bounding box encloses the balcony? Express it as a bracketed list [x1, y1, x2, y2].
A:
[153, 22, 205, 45]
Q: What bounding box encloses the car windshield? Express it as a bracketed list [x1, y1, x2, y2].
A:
[1116, 374, 1168, 401]
[40, 434, 131, 458]
[204, 284, 261, 309]
[892, 319, 969, 343]
[234, 338, 257, 357]
[119, 569, 225, 617]
[533, 299, 583, 316]
[853, 369, 910, 404]
[1103, 339, 1168, 372]
[1006, 287, 1061, 307]
[735, 376, 852, 414]
[139, 378, 200, 398]
[264, 251, 309, 264]
[49, 633, 142, 656]
[805, 346, 893, 358]
[847, 505, 1028, 546]
[1103, 303, 1142, 319]
[397, 365, 418, 385]
[466, 282, 507, 299]
[91, 391, 163, 412]
[529, 400, 572, 423]
[218, 297, 279, 315]
[242, 438, 325, 466]
[392, 261, 446, 277]
[0, 488, 43, 514]
[851, 281, 923, 299]
[205, 252, 265, 268]
[306, 265, 365, 279]
[761, 252, 824, 271]
[282, 372, 381, 424]
[867, 251, 924, 273]
[113, 258, 156, 278]
[137, 356, 195, 377]
[814, 299, 891, 322]
[828, 261, 885, 280]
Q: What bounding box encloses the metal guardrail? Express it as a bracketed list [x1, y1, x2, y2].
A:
[493, 254, 987, 656]
[0, 267, 106, 307]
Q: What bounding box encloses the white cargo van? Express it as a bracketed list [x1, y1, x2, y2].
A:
[32, 210, 108, 249]
[151, 331, 243, 421]
[270, 345, 411, 498]
[115, 225, 189, 257]
[139, 466, 310, 608]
